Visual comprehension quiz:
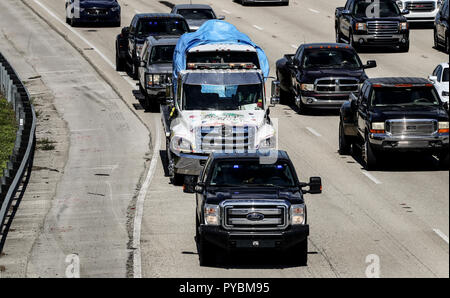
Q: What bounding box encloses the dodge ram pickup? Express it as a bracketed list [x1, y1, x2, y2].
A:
[195, 150, 322, 266]
[339, 77, 450, 170]
[276, 43, 376, 113]
[335, 0, 410, 51]
[115, 13, 189, 78]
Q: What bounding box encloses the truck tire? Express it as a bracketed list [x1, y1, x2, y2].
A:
[339, 121, 351, 155]
[287, 239, 308, 266]
[399, 41, 409, 53]
[434, 30, 439, 49]
[198, 235, 216, 267]
[335, 27, 342, 43]
[362, 136, 377, 171]
[446, 37, 450, 54]
[279, 88, 292, 105]
[131, 60, 139, 80]
[438, 151, 449, 169]
[116, 52, 126, 72]
[350, 31, 359, 52]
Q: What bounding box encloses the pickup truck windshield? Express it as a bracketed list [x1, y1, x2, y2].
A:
[183, 84, 264, 111]
[303, 49, 362, 69]
[187, 52, 260, 67]
[209, 161, 296, 188]
[136, 19, 189, 36]
[371, 87, 441, 107]
[177, 9, 215, 20]
[149, 45, 175, 64]
[354, 0, 400, 18]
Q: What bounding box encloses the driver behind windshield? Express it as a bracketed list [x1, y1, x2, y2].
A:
[303, 49, 362, 69]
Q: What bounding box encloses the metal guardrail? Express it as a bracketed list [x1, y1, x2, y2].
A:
[0, 52, 36, 253]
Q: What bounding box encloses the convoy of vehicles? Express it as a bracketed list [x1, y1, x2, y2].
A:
[137, 36, 179, 112]
[430, 62, 449, 103]
[65, 0, 121, 27]
[339, 78, 449, 170]
[195, 151, 322, 266]
[335, 0, 410, 52]
[276, 43, 376, 112]
[434, 0, 449, 53]
[170, 4, 225, 32]
[110, 2, 449, 267]
[115, 13, 189, 78]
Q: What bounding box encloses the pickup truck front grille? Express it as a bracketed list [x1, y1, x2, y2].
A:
[386, 119, 438, 136]
[367, 21, 399, 36]
[221, 200, 289, 231]
[405, 1, 435, 12]
[198, 125, 256, 152]
[315, 78, 359, 93]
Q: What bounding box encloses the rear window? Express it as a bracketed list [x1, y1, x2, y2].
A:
[136, 19, 189, 36]
[177, 9, 215, 20]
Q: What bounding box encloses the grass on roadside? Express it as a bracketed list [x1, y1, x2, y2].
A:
[0, 96, 17, 177]
[37, 138, 56, 151]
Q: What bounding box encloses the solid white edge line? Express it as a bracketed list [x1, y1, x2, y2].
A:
[306, 127, 322, 137]
[33, 0, 158, 277]
[361, 171, 382, 185]
[291, 44, 298, 49]
[309, 8, 320, 14]
[433, 229, 449, 244]
[133, 118, 161, 278]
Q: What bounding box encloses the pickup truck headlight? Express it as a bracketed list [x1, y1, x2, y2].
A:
[171, 136, 193, 153]
[355, 23, 367, 31]
[291, 204, 306, 225]
[300, 83, 314, 92]
[439, 122, 449, 134]
[399, 22, 408, 31]
[204, 204, 220, 226]
[371, 122, 385, 134]
[259, 136, 276, 150]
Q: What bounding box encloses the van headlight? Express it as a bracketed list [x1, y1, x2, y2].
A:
[291, 204, 306, 225]
[204, 204, 220, 226]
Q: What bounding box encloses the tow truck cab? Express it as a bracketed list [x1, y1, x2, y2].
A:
[195, 150, 322, 266]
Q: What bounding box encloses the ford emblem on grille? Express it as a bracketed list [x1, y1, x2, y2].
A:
[247, 212, 265, 221]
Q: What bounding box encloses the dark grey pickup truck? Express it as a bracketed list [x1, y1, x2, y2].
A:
[137, 35, 178, 112]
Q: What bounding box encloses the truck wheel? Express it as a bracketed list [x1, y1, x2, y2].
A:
[199, 235, 215, 267]
[339, 121, 351, 155]
[399, 41, 409, 53]
[446, 37, 450, 54]
[131, 61, 139, 80]
[279, 88, 292, 105]
[335, 27, 341, 43]
[287, 239, 308, 266]
[434, 30, 439, 49]
[296, 95, 309, 115]
[362, 137, 377, 171]
[116, 52, 126, 72]
[350, 32, 359, 52]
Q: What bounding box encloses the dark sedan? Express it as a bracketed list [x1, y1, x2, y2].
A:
[65, 0, 121, 27]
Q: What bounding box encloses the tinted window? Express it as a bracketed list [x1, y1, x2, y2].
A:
[371, 87, 440, 107]
[149, 45, 175, 64]
[302, 49, 362, 69]
[177, 9, 215, 20]
[354, 0, 400, 17]
[136, 19, 189, 36]
[443, 68, 449, 82]
[209, 161, 296, 187]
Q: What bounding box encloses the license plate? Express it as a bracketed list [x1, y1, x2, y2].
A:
[235, 240, 276, 248]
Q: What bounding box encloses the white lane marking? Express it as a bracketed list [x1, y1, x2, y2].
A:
[433, 229, 449, 244]
[253, 25, 264, 31]
[306, 127, 322, 137]
[33, 0, 159, 278]
[221, 9, 231, 15]
[33, 0, 135, 88]
[309, 8, 320, 14]
[362, 171, 382, 185]
[134, 9, 142, 14]
[291, 44, 298, 50]
[132, 117, 161, 278]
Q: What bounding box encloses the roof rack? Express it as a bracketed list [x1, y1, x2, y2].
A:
[186, 63, 258, 70]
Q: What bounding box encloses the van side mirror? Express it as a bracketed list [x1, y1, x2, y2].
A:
[305, 177, 322, 194]
[270, 81, 281, 105]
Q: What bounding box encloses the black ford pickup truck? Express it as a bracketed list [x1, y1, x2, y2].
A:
[335, 0, 410, 52]
[276, 43, 376, 113]
[115, 13, 189, 78]
[195, 151, 322, 266]
[339, 78, 450, 170]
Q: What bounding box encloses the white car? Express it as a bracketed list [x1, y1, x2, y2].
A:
[396, 0, 441, 23]
[429, 62, 449, 103]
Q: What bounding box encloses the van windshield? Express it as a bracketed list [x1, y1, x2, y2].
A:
[183, 84, 264, 111]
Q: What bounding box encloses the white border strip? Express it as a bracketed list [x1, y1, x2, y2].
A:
[362, 171, 382, 185]
[433, 229, 449, 244]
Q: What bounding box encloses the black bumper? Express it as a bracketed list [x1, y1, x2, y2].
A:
[200, 225, 309, 251]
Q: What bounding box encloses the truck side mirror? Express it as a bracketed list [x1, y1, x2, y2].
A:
[349, 92, 358, 109]
[364, 60, 377, 69]
[195, 182, 205, 194]
[401, 9, 410, 15]
[443, 101, 449, 111]
[165, 83, 174, 105]
[342, 9, 351, 16]
[429, 75, 438, 83]
[217, 15, 226, 20]
[307, 177, 322, 194]
[270, 81, 281, 106]
[140, 61, 146, 67]
[121, 26, 129, 35]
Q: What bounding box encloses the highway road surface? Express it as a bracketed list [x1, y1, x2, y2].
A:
[0, 0, 448, 278]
